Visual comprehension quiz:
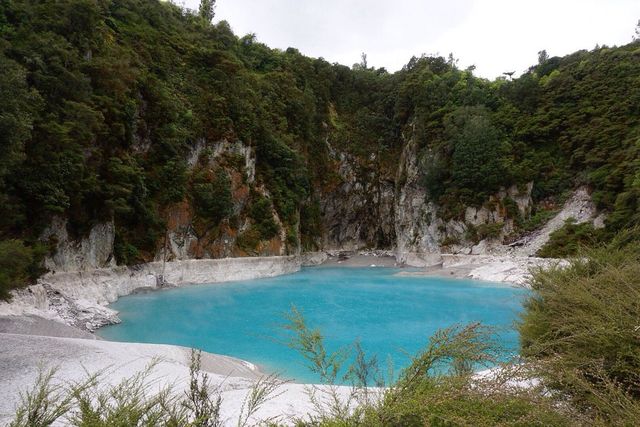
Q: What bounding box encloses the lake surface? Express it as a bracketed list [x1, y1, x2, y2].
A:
[98, 266, 526, 383]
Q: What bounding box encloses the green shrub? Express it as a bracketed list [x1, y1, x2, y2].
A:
[283, 309, 574, 426]
[536, 218, 600, 258]
[440, 235, 460, 247]
[502, 196, 522, 223]
[519, 240, 640, 424]
[300, 199, 322, 250]
[10, 350, 283, 427]
[477, 222, 503, 241]
[236, 227, 261, 253]
[248, 194, 279, 240]
[191, 169, 233, 225]
[464, 222, 502, 244]
[519, 208, 556, 233]
[0, 239, 45, 301]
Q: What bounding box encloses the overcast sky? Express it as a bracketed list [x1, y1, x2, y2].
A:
[178, 0, 640, 79]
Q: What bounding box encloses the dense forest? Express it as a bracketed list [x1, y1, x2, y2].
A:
[0, 0, 639, 297]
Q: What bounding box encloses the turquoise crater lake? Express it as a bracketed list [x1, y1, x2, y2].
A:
[98, 267, 526, 383]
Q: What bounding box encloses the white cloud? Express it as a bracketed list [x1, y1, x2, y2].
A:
[177, 0, 640, 78]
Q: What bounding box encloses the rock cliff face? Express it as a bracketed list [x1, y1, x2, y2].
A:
[160, 139, 289, 261]
[42, 217, 117, 272]
[319, 147, 395, 250]
[41, 139, 294, 272]
[40, 134, 601, 272]
[393, 136, 534, 265]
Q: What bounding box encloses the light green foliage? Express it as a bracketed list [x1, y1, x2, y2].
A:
[283, 307, 350, 385]
[10, 368, 76, 427]
[284, 309, 573, 426]
[10, 350, 283, 427]
[519, 238, 640, 425]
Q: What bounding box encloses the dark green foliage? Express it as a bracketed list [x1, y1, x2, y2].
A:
[0, 0, 638, 280]
[191, 169, 233, 225]
[248, 194, 279, 240]
[536, 219, 601, 258]
[0, 239, 46, 301]
[449, 107, 510, 204]
[198, 0, 216, 24]
[465, 222, 504, 244]
[255, 132, 310, 224]
[300, 198, 323, 250]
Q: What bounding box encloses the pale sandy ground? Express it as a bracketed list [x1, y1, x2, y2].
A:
[0, 323, 354, 426]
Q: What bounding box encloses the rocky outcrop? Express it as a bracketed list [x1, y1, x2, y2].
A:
[159, 139, 290, 261]
[509, 186, 601, 256]
[320, 146, 395, 250]
[397, 254, 567, 286]
[186, 139, 256, 184]
[35, 136, 603, 279]
[41, 217, 117, 272]
[394, 137, 535, 266]
[395, 137, 442, 265]
[0, 256, 300, 332]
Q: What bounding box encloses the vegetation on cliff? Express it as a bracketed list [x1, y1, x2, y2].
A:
[0, 0, 639, 295]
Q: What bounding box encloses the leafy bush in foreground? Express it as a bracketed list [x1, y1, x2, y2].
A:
[283, 309, 573, 426]
[520, 237, 640, 424]
[10, 351, 284, 427]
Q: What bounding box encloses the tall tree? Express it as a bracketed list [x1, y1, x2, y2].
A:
[199, 0, 216, 23]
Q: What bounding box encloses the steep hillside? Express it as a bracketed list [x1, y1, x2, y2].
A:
[1, 0, 639, 297]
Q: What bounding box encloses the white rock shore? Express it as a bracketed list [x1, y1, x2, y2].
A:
[0, 332, 355, 426]
[0, 256, 300, 331]
[396, 253, 565, 286]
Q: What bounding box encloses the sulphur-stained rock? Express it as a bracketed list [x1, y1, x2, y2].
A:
[157, 138, 295, 260]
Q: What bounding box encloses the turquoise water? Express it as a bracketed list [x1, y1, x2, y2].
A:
[98, 267, 526, 383]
